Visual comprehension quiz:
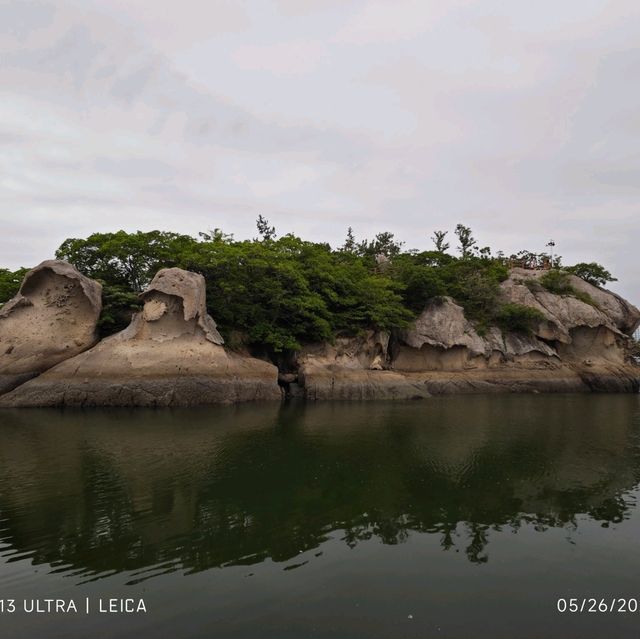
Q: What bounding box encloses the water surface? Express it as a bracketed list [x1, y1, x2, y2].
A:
[1, 395, 640, 638]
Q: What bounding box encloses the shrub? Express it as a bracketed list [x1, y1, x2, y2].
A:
[523, 278, 544, 293]
[540, 269, 599, 308]
[495, 303, 544, 334]
[540, 270, 573, 295]
[572, 290, 599, 308]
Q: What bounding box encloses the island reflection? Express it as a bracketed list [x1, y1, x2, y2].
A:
[0, 395, 639, 580]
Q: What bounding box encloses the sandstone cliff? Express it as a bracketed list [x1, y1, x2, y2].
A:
[292, 269, 640, 399]
[293, 331, 430, 400]
[2, 264, 639, 406]
[0, 260, 102, 395]
[0, 268, 280, 407]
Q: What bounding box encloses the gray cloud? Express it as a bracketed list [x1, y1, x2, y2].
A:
[0, 0, 639, 302]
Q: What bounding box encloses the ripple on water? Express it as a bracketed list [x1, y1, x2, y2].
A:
[0, 396, 640, 636]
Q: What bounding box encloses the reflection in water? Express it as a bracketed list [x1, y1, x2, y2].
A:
[0, 395, 639, 581]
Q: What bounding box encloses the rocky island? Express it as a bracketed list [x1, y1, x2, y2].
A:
[0, 264, 279, 406]
[295, 268, 640, 400]
[0, 225, 638, 406]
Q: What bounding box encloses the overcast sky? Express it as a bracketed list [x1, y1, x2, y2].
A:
[1, 0, 639, 301]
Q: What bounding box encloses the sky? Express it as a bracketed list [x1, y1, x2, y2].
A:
[1, 0, 639, 302]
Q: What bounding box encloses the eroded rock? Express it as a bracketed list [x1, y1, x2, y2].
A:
[0, 260, 102, 395]
[294, 330, 436, 399]
[400, 298, 486, 355]
[296, 330, 389, 371]
[394, 297, 559, 373]
[138, 268, 223, 344]
[503, 268, 640, 344]
[298, 271, 640, 400]
[0, 268, 279, 407]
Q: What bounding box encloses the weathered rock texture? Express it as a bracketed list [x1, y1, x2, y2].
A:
[0, 260, 102, 395]
[294, 269, 640, 400]
[501, 268, 637, 344]
[2, 264, 639, 405]
[0, 268, 280, 407]
[296, 331, 431, 400]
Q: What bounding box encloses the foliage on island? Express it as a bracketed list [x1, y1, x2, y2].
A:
[565, 262, 617, 287]
[494, 303, 545, 335]
[0, 268, 28, 304]
[0, 221, 619, 352]
[539, 270, 598, 307]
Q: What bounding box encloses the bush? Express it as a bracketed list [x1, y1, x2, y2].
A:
[495, 303, 544, 334]
[571, 290, 598, 308]
[540, 269, 599, 308]
[523, 278, 543, 293]
[540, 270, 573, 294]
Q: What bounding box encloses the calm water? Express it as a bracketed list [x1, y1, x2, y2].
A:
[1, 395, 640, 638]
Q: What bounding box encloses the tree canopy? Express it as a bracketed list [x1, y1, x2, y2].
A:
[0, 268, 28, 305]
[0, 223, 620, 350]
[565, 262, 617, 287]
[53, 229, 412, 349]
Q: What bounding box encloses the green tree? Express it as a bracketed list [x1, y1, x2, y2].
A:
[393, 250, 508, 324]
[55, 231, 197, 338]
[198, 228, 234, 243]
[56, 230, 196, 291]
[394, 252, 450, 312]
[441, 258, 507, 328]
[431, 230, 450, 253]
[566, 262, 617, 287]
[357, 231, 404, 259]
[455, 224, 477, 258]
[182, 234, 411, 352]
[0, 267, 29, 305]
[26, 225, 612, 354]
[256, 215, 276, 241]
[96, 284, 141, 337]
[342, 227, 357, 253]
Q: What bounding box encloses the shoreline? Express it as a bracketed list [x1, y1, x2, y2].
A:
[1, 364, 638, 408]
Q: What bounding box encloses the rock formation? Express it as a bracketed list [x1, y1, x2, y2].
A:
[292, 269, 640, 399]
[0, 260, 102, 395]
[0, 268, 280, 407]
[501, 268, 635, 344]
[2, 262, 639, 406]
[295, 331, 431, 400]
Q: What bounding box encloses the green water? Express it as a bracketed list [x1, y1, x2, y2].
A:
[1, 395, 640, 638]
